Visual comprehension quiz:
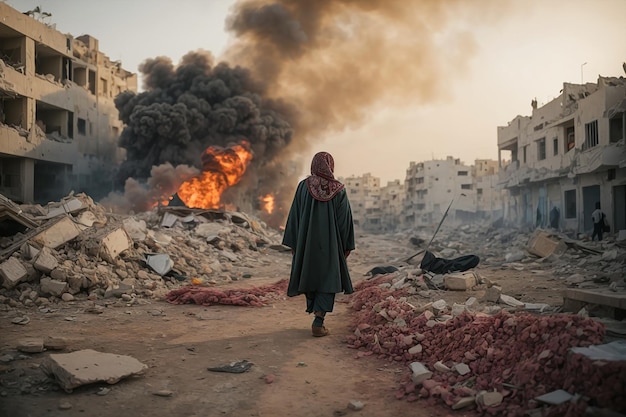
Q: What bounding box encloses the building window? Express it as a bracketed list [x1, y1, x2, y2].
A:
[553, 137, 558, 156]
[565, 126, 575, 151]
[77, 118, 86, 135]
[523, 145, 528, 163]
[564, 190, 576, 219]
[477, 188, 483, 195]
[537, 138, 546, 160]
[584, 120, 599, 149]
[416, 177, 424, 184]
[457, 171, 468, 176]
[609, 114, 624, 143]
[461, 184, 472, 190]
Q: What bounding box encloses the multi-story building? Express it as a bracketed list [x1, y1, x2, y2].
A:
[341, 173, 381, 231]
[472, 159, 505, 219]
[379, 179, 405, 232]
[403, 156, 477, 227]
[497, 75, 626, 234]
[0, 3, 137, 204]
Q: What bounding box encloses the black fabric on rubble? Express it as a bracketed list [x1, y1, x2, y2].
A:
[420, 250, 480, 274]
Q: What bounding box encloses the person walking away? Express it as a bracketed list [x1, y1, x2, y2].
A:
[591, 202, 605, 241]
[282, 152, 355, 337]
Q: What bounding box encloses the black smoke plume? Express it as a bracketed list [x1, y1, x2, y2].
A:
[114, 0, 511, 226]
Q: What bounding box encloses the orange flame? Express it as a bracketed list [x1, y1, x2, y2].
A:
[177, 142, 253, 209]
[260, 194, 275, 214]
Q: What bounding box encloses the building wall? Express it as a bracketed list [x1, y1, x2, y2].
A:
[0, 3, 137, 203]
[498, 75, 626, 235]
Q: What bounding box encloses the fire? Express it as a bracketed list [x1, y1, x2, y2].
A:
[260, 194, 275, 214]
[177, 142, 253, 209]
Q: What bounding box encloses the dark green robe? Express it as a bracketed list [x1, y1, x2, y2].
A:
[282, 180, 355, 297]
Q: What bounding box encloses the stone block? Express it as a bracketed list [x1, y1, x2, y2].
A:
[17, 338, 45, 353]
[42, 349, 148, 392]
[454, 363, 470, 376]
[31, 216, 82, 249]
[527, 231, 566, 258]
[40, 277, 68, 296]
[100, 228, 132, 262]
[409, 362, 432, 384]
[444, 272, 477, 291]
[476, 391, 503, 407]
[0, 257, 28, 289]
[483, 286, 502, 303]
[34, 246, 59, 273]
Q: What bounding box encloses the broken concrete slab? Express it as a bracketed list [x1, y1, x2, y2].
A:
[454, 363, 470, 376]
[0, 256, 28, 289]
[42, 349, 147, 392]
[31, 216, 82, 249]
[444, 272, 477, 291]
[17, 338, 45, 353]
[409, 362, 432, 384]
[483, 286, 502, 303]
[527, 231, 567, 258]
[40, 277, 68, 297]
[476, 390, 503, 407]
[122, 218, 147, 241]
[43, 198, 84, 219]
[146, 253, 173, 276]
[100, 228, 132, 262]
[535, 389, 574, 405]
[33, 246, 59, 273]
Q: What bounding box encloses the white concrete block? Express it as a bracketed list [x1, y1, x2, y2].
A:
[33, 246, 59, 273]
[100, 228, 131, 262]
[31, 216, 82, 249]
[42, 349, 148, 392]
[0, 257, 28, 289]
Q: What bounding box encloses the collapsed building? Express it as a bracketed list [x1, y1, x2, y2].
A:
[0, 3, 137, 204]
[498, 76, 626, 235]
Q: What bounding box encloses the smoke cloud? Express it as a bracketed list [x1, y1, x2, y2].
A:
[113, 0, 511, 226]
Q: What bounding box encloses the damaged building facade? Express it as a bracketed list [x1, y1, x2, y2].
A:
[498, 75, 626, 235]
[0, 3, 137, 204]
[403, 157, 503, 228]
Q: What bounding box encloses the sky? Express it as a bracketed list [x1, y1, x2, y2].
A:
[7, 0, 626, 184]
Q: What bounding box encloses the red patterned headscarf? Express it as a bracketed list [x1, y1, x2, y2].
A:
[306, 152, 345, 201]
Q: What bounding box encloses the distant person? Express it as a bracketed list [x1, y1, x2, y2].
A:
[591, 202, 605, 241]
[282, 152, 355, 337]
[549, 206, 560, 229]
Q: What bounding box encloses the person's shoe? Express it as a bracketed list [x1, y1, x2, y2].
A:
[312, 325, 329, 337]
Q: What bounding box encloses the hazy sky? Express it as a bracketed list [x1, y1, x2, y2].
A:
[8, 0, 626, 183]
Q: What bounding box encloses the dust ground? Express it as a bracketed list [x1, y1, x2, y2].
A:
[0, 231, 570, 417]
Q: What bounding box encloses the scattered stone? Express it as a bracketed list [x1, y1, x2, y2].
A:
[534, 389, 574, 405]
[264, 374, 275, 384]
[40, 278, 68, 297]
[348, 400, 365, 411]
[58, 402, 72, 410]
[452, 396, 476, 410]
[444, 272, 477, 291]
[409, 362, 432, 384]
[408, 344, 423, 354]
[61, 293, 74, 302]
[31, 216, 82, 249]
[11, 316, 30, 325]
[33, 246, 59, 273]
[454, 363, 470, 376]
[153, 390, 173, 397]
[433, 361, 451, 373]
[17, 338, 45, 353]
[483, 286, 501, 303]
[476, 390, 503, 407]
[0, 257, 28, 289]
[96, 387, 111, 396]
[41, 349, 148, 392]
[44, 337, 67, 351]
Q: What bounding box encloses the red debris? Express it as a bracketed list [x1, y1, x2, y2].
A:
[165, 279, 288, 307]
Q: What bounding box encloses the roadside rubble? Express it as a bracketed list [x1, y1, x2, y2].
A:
[0, 192, 285, 310]
[345, 274, 626, 416]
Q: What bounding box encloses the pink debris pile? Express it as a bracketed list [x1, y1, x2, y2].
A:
[345, 276, 626, 416]
[166, 279, 288, 307]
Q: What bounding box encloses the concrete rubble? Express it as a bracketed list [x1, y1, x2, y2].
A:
[0, 192, 285, 307]
[41, 349, 148, 392]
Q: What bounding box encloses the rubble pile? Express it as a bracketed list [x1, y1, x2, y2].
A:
[0, 193, 284, 307]
[166, 279, 288, 306]
[345, 275, 626, 416]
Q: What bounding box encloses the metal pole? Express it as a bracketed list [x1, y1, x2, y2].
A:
[581, 62, 587, 84]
